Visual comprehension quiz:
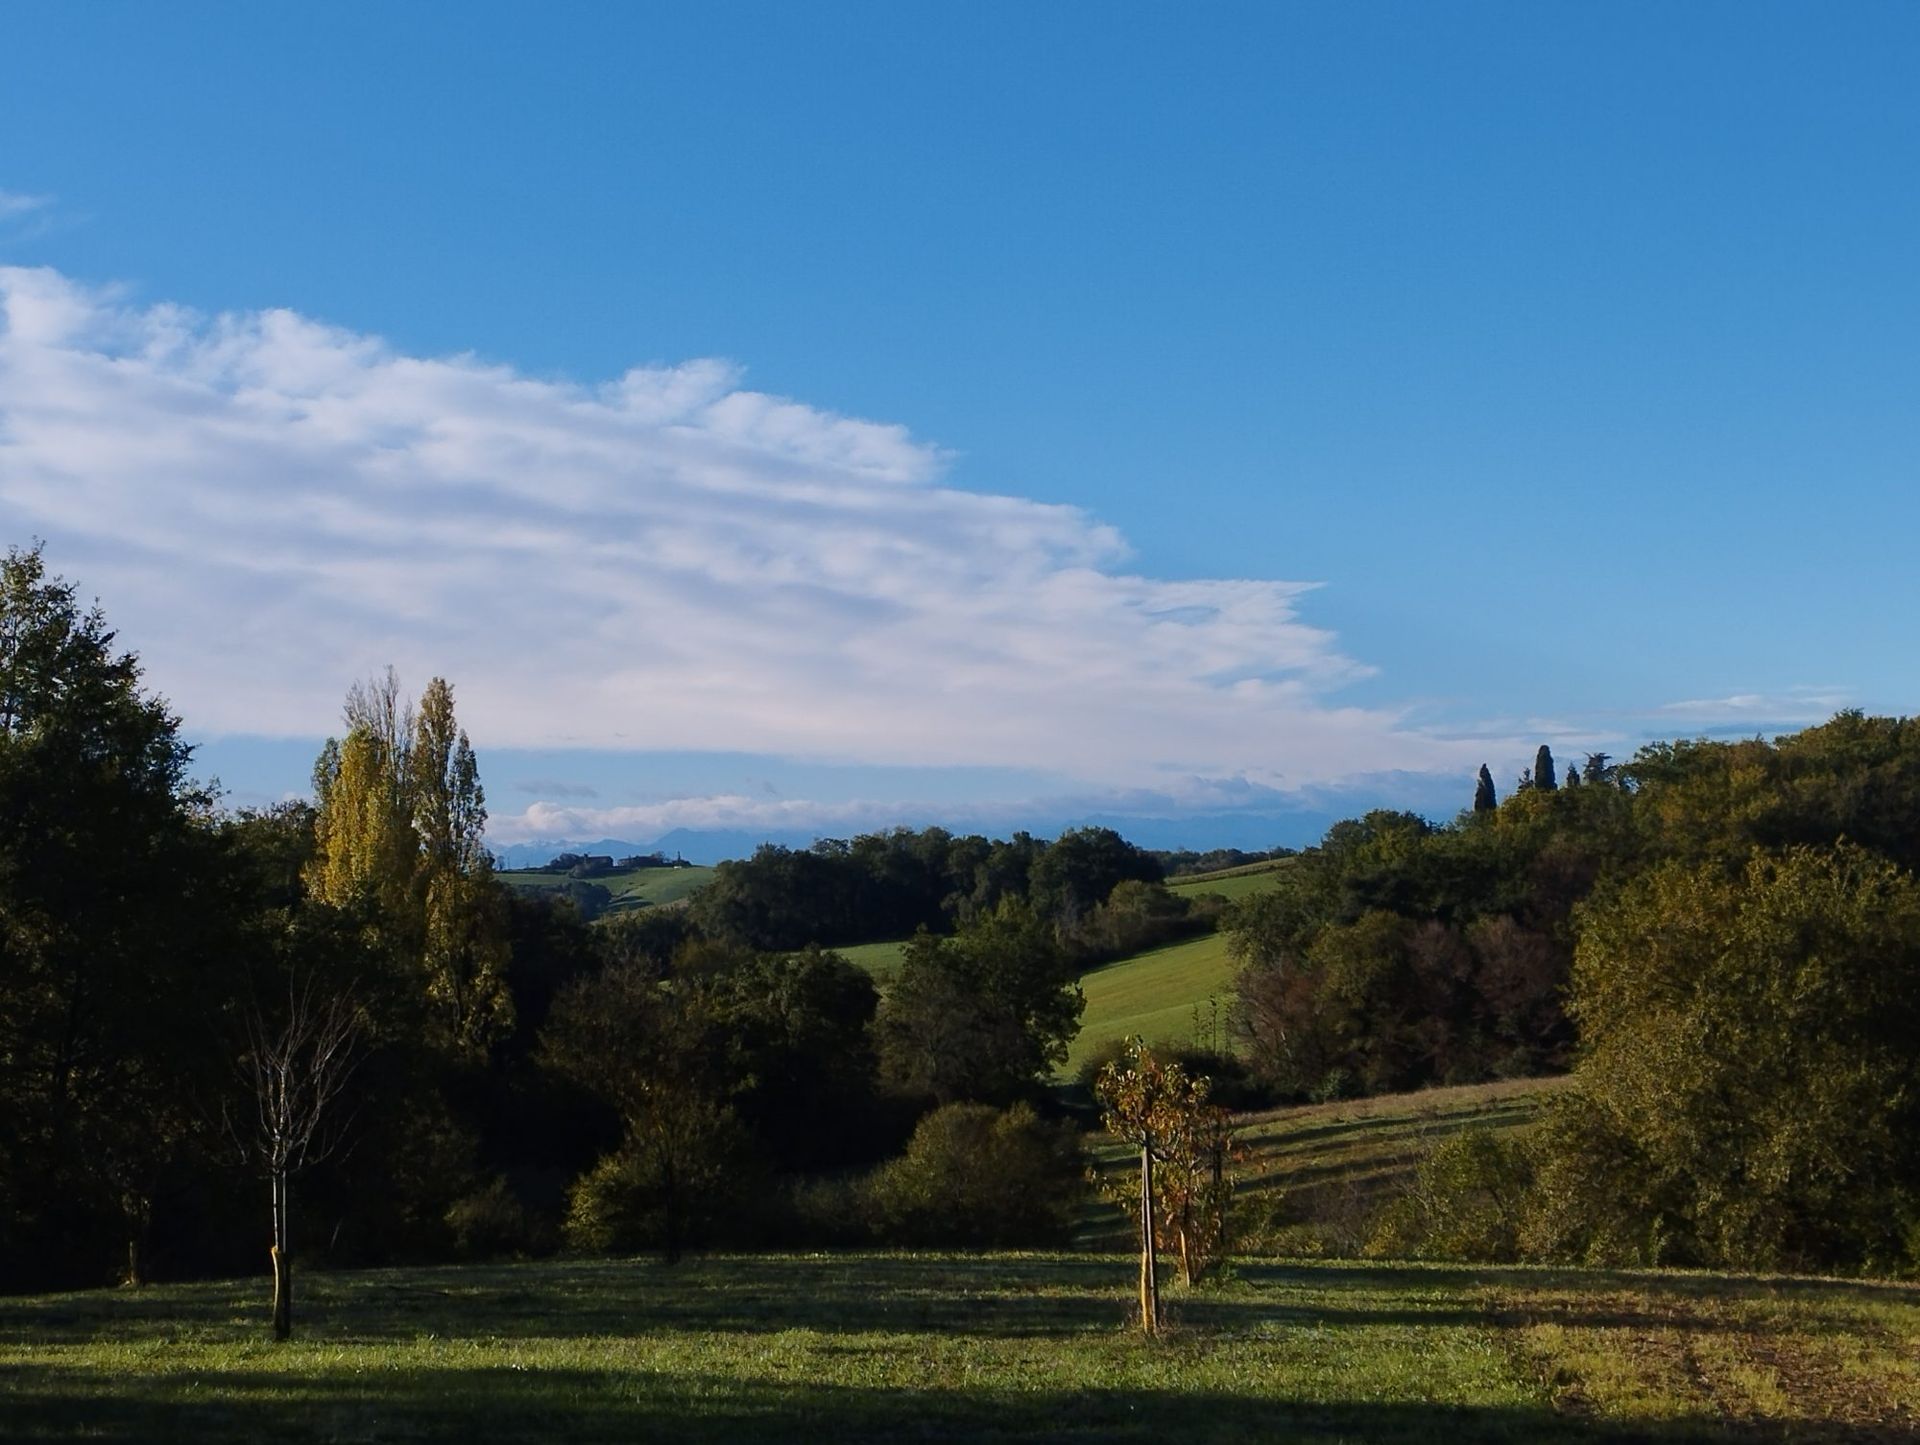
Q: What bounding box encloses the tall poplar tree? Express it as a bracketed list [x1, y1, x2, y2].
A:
[1535, 744, 1558, 792]
[309, 671, 511, 1056]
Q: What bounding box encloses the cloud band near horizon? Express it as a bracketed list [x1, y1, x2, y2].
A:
[3, 263, 1525, 806]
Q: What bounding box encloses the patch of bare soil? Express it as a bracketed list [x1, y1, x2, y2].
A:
[1491, 1289, 1920, 1442]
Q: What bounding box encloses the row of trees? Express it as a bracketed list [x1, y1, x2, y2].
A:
[687, 824, 1177, 955]
[11, 535, 1918, 1294]
[0, 545, 1104, 1302]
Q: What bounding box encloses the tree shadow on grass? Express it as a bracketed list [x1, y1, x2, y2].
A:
[12, 1256, 1915, 1352]
[2, 1359, 1891, 1444]
[1243, 1101, 1539, 1156]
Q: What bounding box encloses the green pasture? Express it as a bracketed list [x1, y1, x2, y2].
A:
[6, 1250, 1916, 1442]
[1066, 931, 1241, 1075]
[1232, 1077, 1572, 1238]
[1167, 858, 1291, 903]
[496, 864, 714, 910]
[831, 937, 910, 982]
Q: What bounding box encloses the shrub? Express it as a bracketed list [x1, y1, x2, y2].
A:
[864, 1102, 1084, 1246]
[444, 1175, 538, 1260]
[1367, 1126, 1531, 1262]
[563, 1102, 767, 1258]
[1075, 1037, 1134, 1090]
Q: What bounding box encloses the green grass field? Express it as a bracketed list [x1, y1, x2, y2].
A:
[1078, 1075, 1569, 1252]
[1066, 931, 1241, 1075]
[6, 1250, 1916, 1442]
[496, 864, 715, 911]
[1166, 858, 1292, 903]
[830, 937, 911, 981]
[1231, 1077, 1572, 1251]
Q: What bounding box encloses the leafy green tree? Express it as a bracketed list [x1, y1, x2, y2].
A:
[542, 960, 761, 1261]
[1028, 826, 1163, 929]
[1548, 845, 1920, 1271]
[876, 900, 1082, 1105]
[1534, 745, 1557, 792]
[701, 947, 881, 1169]
[0, 544, 225, 1284]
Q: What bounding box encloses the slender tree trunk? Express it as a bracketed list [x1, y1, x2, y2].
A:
[123, 1187, 154, 1288]
[663, 1172, 682, 1266]
[271, 1171, 292, 1341]
[1138, 1143, 1159, 1336]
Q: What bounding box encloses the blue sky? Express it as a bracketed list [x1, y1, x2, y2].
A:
[2, 2, 1916, 853]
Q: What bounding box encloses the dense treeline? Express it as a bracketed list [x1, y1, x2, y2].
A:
[1151, 847, 1292, 877]
[0, 549, 1104, 1292]
[1226, 774, 1636, 1100]
[9, 537, 1920, 1290]
[687, 824, 1174, 953]
[1242, 720, 1920, 1275]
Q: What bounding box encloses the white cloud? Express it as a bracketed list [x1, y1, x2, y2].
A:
[0, 264, 1500, 790]
[0, 190, 51, 221]
[1659, 688, 1851, 723]
[485, 771, 1447, 846]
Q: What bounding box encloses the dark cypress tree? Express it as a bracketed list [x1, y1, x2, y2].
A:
[1535, 744, 1557, 792]
[1472, 764, 1497, 813]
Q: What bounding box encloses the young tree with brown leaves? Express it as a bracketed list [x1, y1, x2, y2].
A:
[1094, 1041, 1237, 1334]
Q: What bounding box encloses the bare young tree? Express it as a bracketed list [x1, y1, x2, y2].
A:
[239, 973, 364, 1341]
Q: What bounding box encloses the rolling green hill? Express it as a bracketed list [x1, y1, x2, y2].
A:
[1083, 1075, 1571, 1252]
[1066, 931, 1240, 1074]
[829, 926, 1242, 1074]
[496, 864, 714, 913]
[830, 938, 911, 981]
[1230, 1075, 1571, 1245]
[1166, 856, 1292, 902]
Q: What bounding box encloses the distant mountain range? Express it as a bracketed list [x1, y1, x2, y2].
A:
[484, 793, 1457, 870]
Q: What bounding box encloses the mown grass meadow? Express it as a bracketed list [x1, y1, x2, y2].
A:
[5, 1252, 1916, 1442]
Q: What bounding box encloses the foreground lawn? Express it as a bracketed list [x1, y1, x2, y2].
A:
[4, 1252, 1916, 1442]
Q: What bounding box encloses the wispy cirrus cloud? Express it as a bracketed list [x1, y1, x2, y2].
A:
[0, 191, 56, 244]
[0, 263, 1507, 795]
[0, 190, 51, 221]
[1659, 687, 1851, 725]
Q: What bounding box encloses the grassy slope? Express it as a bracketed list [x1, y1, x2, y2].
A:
[831, 938, 911, 981]
[1232, 1077, 1572, 1239]
[1165, 857, 1292, 902]
[1066, 932, 1240, 1074]
[6, 1252, 1916, 1442]
[840, 863, 1285, 1043]
[1080, 1076, 1570, 1252]
[496, 865, 715, 910]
